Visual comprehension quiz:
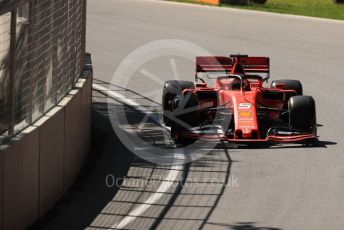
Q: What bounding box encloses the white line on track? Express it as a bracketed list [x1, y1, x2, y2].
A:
[93, 83, 181, 229]
[113, 164, 181, 229]
[93, 83, 170, 131]
[93, 84, 152, 114]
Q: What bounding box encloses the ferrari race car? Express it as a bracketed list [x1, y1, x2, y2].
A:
[162, 54, 318, 145]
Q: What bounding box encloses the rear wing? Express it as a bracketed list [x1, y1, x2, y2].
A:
[196, 56, 232, 73]
[196, 55, 270, 81]
[233, 55, 270, 74]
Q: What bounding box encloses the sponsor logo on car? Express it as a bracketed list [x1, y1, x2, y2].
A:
[239, 111, 253, 117]
[238, 103, 251, 109]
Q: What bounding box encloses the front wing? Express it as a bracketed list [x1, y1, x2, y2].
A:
[175, 126, 317, 144]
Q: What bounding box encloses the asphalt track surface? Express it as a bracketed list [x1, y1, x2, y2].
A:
[38, 1, 344, 229]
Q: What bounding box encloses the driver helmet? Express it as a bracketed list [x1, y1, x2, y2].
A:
[230, 78, 241, 90]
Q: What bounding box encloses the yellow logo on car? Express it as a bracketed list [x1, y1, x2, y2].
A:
[239, 111, 253, 117]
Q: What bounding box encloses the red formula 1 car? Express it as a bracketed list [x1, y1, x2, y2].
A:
[162, 54, 318, 145]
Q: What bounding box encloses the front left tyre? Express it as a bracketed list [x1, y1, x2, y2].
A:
[170, 91, 199, 145]
[288, 95, 316, 133]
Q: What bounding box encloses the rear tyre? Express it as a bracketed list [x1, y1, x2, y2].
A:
[288, 96, 316, 131]
[272, 79, 303, 112]
[162, 80, 195, 126]
[271, 79, 303, 95]
[172, 93, 199, 127]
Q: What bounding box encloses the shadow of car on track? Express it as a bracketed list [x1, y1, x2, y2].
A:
[251, 140, 337, 150]
[207, 221, 282, 230]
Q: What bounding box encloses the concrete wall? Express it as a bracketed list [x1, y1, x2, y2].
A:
[36, 106, 64, 218]
[0, 145, 3, 230]
[0, 62, 93, 230]
[2, 126, 40, 230]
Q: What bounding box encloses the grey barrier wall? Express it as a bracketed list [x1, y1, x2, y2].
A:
[0, 57, 92, 229]
[0, 65, 92, 230]
[0, 0, 91, 229]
